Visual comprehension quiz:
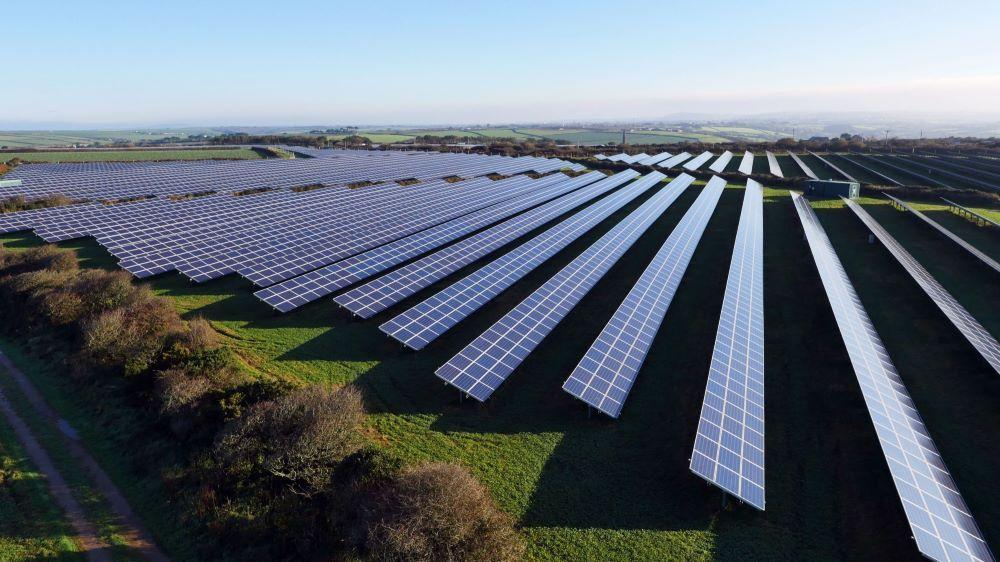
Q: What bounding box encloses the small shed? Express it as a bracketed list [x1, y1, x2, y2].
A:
[804, 179, 860, 199]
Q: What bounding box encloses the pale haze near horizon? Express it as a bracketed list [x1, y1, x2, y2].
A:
[5, 0, 1000, 128]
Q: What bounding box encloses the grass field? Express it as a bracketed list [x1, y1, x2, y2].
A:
[0, 129, 224, 149]
[1, 148, 260, 163]
[0, 403, 83, 561]
[695, 126, 786, 142]
[0, 182, 997, 561]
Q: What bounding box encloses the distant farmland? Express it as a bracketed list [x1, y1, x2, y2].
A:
[0, 148, 261, 163]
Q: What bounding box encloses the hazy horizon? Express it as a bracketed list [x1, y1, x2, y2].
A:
[5, 0, 1000, 128]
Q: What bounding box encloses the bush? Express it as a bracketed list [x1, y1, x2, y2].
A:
[0, 245, 78, 276]
[365, 462, 523, 562]
[81, 289, 182, 376]
[214, 384, 366, 497]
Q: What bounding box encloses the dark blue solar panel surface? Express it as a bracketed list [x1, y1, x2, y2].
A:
[431, 173, 696, 401]
[689, 179, 765, 510]
[793, 192, 993, 562]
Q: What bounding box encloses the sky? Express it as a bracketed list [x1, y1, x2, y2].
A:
[4, 0, 1000, 128]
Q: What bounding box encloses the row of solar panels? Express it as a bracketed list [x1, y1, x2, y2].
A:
[596, 149, 1000, 192]
[1, 171, 602, 291]
[1, 149, 585, 201]
[793, 194, 994, 562]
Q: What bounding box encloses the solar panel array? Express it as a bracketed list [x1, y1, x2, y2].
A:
[883, 194, 1000, 275]
[1, 148, 581, 202]
[623, 153, 651, 164]
[809, 151, 857, 182]
[709, 151, 734, 173]
[899, 155, 1000, 192]
[738, 151, 754, 175]
[788, 152, 818, 179]
[637, 152, 673, 166]
[380, 172, 677, 350]
[690, 179, 765, 510]
[561, 176, 728, 417]
[838, 154, 903, 186]
[846, 198, 1000, 374]
[252, 171, 606, 311]
[432, 173, 697, 401]
[941, 197, 1000, 228]
[333, 170, 645, 318]
[1, 152, 591, 290]
[765, 151, 783, 178]
[683, 151, 714, 171]
[659, 152, 692, 169]
[792, 192, 993, 562]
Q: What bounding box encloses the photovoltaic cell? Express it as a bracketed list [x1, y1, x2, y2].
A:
[941, 197, 999, 228]
[809, 151, 857, 182]
[709, 151, 734, 173]
[792, 192, 993, 562]
[689, 179, 765, 510]
[637, 152, 673, 166]
[659, 152, 692, 169]
[334, 170, 643, 318]
[380, 172, 679, 350]
[683, 151, 714, 171]
[845, 197, 1000, 374]
[562, 176, 728, 418]
[765, 151, 783, 177]
[431, 173, 697, 401]
[883, 194, 1000, 275]
[738, 151, 754, 175]
[251, 172, 604, 311]
[788, 153, 818, 179]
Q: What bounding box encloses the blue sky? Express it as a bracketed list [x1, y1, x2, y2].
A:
[5, 0, 1000, 127]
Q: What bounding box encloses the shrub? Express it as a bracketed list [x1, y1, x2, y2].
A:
[365, 462, 523, 562]
[214, 384, 366, 497]
[70, 269, 136, 317]
[81, 289, 182, 376]
[0, 245, 78, 276]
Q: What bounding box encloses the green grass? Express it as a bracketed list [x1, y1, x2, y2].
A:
[0, 402, 83, 561]
[1, 149, 260, 163]
[0, 356, 150, 561]
[329, 133, 415, 144]
[0, 129, 225, 149]
[0, 181, 997, 560]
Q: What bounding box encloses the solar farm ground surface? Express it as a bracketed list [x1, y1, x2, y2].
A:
[0, 185, 997, 561]
[0, 148, 261, 163]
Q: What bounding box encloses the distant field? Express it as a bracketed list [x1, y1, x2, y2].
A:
[0, 129, 224, 148]
[0, 149, 261, 163]
[697, 126, 787, 142]
[331, 133, 415, 143]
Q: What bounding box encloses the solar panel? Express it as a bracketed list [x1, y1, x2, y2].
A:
[940, 197, 1000, 228]
[738, 151, 754, 175]
[788, 153, 818, 179]
[837, 154, 903, 186]
[561, 176, 728, 417]
[709, 151, 734, 173]
[683, 151, 714, 171]
[873, 155, 953, 189]
[431, 173, 697, 401]
[765, 151, 783, 178]
[380, 172, 681, 350]
[659, 152, 692, 169]
[637, 152, 673, 166]
[845, 197, 1000, 374]
[792, 192, 993, 562]
[689, 179, 765, 510]
[899, 155, 1000, 192]
[809, 151, 857, 182]
[251, 172, 604, 310]
[883, 194, 1000, 275]
[334, 170, 644, 318]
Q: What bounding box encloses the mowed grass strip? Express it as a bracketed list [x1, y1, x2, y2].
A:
[0, 181, 997, 560]
[1, 149, 261, 163]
